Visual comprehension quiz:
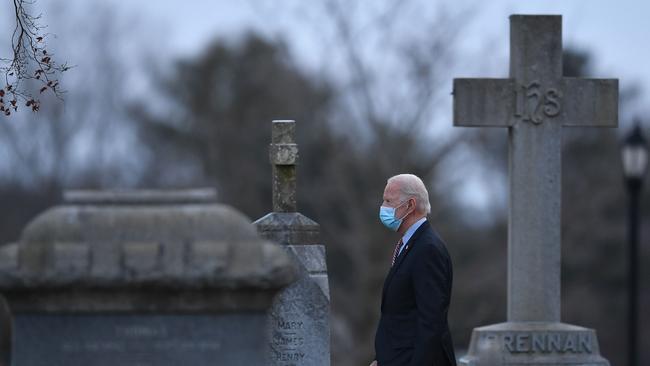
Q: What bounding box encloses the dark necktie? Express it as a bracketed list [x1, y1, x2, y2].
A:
[391, 239, 403, 266]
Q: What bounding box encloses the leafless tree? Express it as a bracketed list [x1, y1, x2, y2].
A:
[0, 1, 143, 190]
[0, 0, 70, 115]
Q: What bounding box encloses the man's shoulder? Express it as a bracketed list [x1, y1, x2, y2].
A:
[411, 222, 442, 245]
[411, 225, 449, 257]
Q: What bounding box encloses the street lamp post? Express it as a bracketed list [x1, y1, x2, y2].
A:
[621, 122, 648, 366]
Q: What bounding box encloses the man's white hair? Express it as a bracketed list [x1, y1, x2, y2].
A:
[387, 174, 431, 214]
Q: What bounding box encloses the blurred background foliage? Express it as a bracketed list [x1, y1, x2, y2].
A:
[0, 1, 648, 365]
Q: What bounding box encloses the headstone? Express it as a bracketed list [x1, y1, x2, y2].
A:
[453, 15, 617, 366]
[254, 120, 330, 366]
[0, 188, 296, 366]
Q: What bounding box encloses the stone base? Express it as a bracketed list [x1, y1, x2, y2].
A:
[459, 322, 609, 366]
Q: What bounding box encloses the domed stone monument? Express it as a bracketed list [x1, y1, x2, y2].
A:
[0, 188, 296, 366]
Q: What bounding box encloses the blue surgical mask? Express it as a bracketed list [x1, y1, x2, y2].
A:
[379, 201, 408, 231]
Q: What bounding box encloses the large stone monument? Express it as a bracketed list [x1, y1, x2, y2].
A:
[453, 15, 617, 365]
[0, 188, 296, 366]
[254, 120, 330, 366]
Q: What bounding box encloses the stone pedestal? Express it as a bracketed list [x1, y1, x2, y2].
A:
[0, 189, 296, 366]
[460, 323, 608, 366]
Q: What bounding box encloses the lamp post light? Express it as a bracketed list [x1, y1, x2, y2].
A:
[621, 122, 648, 366]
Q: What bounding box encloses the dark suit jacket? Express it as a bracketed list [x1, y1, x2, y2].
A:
[374, 220, 456, 366]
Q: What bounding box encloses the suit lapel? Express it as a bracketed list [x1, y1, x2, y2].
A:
[381, 220, 431, 309]
[390, 220, 429, 273]
[391, 240, 413, 270]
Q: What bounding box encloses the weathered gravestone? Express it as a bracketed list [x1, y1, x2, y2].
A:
[453, 15, 617, 366]
[0, 188, 296, 366]
[254, 120, 330, 366]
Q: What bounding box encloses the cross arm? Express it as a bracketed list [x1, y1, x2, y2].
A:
[560, 78, 618, 127]
[453, 78, 514, 127]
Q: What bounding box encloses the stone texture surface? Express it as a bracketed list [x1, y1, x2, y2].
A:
[453, 15, 617, 366]
[0, 188, 297, 366]
[256, 119, 330, 366]
[255, 212, 320, 245]
[271, 120, 298, 212]
[460, 322, 609, 366]
[268, 246, 330, 366]
[453, 79, 516, 127]
[454, 15, 618, 322]
[0, 189, 296, 296]
[13, 314, 268, 366]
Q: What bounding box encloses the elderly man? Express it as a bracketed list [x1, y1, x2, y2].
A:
[371, 174, 456, 366]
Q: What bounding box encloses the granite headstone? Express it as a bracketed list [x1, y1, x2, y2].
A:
[254, 120, 330, 366]
[0, 188, 296, 366]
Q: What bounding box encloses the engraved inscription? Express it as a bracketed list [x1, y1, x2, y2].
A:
[115, 325, 168, 338]
[57, 323, 222, 366]
[14, 315, 254, 366]
[502, 332, 593, 354]
[271, 315, 307, 366]
[514, 81, 563, 124]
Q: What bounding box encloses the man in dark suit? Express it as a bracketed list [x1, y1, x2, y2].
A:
[371, 174, 456, 366]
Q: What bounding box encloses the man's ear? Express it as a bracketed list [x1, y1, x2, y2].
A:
[409, 197, 416, 211]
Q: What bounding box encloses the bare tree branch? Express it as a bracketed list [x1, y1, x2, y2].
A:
[0, 0, 71, 116]
[323, 0, 380, 127]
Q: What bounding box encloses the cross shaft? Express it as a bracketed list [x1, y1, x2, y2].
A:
[453, 15, 618, 322]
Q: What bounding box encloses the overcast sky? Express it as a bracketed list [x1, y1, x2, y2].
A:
[101, 0, 650, 211]
[4, 0, 647, 122]
[105, 0, 650, 122]
[2, 0, 648, 208]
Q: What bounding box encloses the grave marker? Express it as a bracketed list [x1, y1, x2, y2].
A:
[453, 15, 616, 366]
[255, 120, 331, 366]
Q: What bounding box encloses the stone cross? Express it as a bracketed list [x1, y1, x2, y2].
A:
[255, 119, 330, 366]
[270, 120, 299, 212]
[453, 15, 618, 323]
